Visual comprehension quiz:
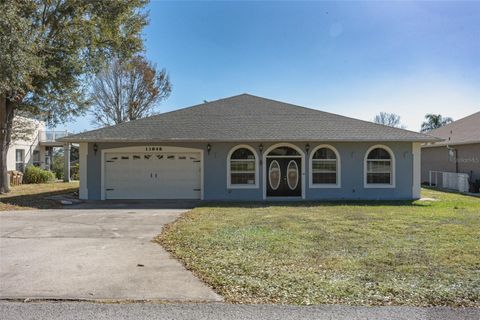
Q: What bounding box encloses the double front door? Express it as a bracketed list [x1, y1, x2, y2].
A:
[266, 157, 301, 197]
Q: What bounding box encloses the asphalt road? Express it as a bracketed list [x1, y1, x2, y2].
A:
[1, 302, 479, 320]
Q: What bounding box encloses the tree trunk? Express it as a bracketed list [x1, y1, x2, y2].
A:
[0, 95, 15, 193]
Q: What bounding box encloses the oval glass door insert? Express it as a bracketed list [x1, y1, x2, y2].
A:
[269, 160, 281, 190]
[287, 160, 299, 190]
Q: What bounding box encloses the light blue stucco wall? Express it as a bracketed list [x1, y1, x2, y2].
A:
[84, 141, 414, 201]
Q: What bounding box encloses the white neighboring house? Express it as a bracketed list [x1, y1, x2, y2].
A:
[7, 116, 72, 180]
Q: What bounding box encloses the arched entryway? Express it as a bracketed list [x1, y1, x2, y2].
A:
[263, 144, 305, 199]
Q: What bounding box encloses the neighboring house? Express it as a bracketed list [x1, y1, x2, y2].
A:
[61, 94, 438, 201]
[421, 111, 480, 184]
[8, 116, 71, 178]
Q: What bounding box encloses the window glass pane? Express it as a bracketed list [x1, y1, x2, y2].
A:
[313, 148, 336, 160]
[33, 150, 40, 162]
[367, 148, 391, 160]
[268, 147, 300, 156]
[287, 160, 299, 190]
[312, 160, 336, 172]
[231, 173, 255, 185]
[269, 160, 281, 190]
[313, 172, 336, 184]
[16, 149, 24, 162]
[367, 173, 391, 184]
[367, 160, 391, 173]
[231, 148, 255, 160]
[231, 161, 255, 172]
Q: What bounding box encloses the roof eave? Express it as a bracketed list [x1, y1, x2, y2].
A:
[60, 137, 441, 143]
[422, 139, 480, 148]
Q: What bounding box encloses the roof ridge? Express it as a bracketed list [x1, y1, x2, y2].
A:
[242, 93, 434, 139]
[61, 94, 441, 143]
[430, 110, 480, 133]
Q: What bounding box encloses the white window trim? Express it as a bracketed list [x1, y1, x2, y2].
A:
[364, 144, 396, 188]
[309, 144, 341, 188]
[227, 144, 259, 189]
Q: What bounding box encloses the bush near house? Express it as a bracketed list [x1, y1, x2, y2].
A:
[23, 166, 55, 184]
[52, 153, 64, 180]
[71, 163, 80, 180]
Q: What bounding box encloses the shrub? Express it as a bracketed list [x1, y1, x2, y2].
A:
[52, 152, 64, 179]
[23, 166, 55, 184]
[71, 163, 79, 180]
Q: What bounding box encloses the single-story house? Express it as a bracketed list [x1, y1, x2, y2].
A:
[421, 111, 480, 186]
[61, 94, 438, 201]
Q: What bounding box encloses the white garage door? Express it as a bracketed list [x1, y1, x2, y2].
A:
[104, 152, 201, 199]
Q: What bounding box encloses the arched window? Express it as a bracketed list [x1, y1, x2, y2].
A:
[365, 146, 395, 187]
[310, 145, 340, 187]
[227, 145, 258, 188]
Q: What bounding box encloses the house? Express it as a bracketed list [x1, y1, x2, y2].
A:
[421, 111, 480, 186]
[61, 94, 438, 201]
[8, 116, 72, 180]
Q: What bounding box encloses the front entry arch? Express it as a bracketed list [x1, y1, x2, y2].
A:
[263, 143, 305, 199]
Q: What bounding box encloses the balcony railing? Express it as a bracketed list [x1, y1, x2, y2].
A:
[38, 130, 70, 143]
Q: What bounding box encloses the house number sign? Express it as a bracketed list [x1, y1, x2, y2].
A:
[145, 147, 163, 151]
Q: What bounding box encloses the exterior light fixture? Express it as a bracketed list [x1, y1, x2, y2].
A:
[93, 143, 98, 155]
[305, 143, 310, 154]
[259, 144, 263, 153]
[207, 143, 211, 154]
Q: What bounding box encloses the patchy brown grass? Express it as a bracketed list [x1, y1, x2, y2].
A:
[0, 182, 79, 211]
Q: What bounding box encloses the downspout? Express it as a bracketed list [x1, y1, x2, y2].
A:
[447, 145, 458, 173]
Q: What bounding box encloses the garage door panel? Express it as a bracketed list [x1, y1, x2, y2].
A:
[105, 152, 201, 199]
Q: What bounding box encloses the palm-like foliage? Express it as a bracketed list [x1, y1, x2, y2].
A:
[421, 114, 453, 132]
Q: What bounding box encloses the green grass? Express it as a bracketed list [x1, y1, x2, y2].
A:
[0, 181, 79, 210]
[157, 189, 480, 306]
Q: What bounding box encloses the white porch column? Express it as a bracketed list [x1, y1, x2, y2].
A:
[63, 143, 71, 182]
[412, 142, 421, 199]
[79, 143, 88, 199]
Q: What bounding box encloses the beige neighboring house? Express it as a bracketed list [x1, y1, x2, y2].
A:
[7, 116, 72, 180]
[421, 111, 480, 188]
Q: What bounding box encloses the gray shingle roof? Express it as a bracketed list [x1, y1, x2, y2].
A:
[62, 94, 440, 143]
[423, 111, 480, 147]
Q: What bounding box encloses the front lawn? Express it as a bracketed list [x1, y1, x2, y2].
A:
[0, 182, 79, 210]
[158, 189, 480, 306]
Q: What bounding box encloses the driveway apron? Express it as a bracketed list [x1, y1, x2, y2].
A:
[0, 208, 222, 302]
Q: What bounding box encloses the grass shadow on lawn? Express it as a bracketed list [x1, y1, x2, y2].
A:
[200, 199, 423, 208]
[0, 186, 79, 210]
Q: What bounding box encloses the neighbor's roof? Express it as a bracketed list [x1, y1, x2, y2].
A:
[62, 94, 440, 143]
[423, 111, 480, 147]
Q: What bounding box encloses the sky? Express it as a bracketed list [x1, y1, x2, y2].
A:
[62, 1, 480, 133]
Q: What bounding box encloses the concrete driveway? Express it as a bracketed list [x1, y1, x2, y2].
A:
[0, 206, 222, 302]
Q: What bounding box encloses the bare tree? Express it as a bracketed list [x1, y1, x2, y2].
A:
[90, 56, 172, 126]
[373, 112, 405, 128]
